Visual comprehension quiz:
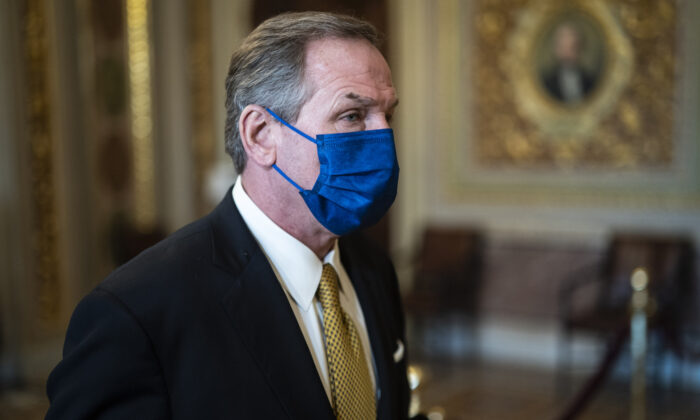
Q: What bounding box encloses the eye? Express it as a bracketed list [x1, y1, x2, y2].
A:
[342, 111, 361, 122]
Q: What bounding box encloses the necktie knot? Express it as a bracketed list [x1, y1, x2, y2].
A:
[317, 263, 341, 310]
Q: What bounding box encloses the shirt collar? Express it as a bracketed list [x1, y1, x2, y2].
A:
[232, 176, 339, 312]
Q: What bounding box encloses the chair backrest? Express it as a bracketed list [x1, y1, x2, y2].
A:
[599, 233, 694, 312]
[419, 228, 482, 273]
[411, 227, 484, 310]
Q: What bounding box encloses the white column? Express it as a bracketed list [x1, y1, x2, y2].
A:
[153, 0, 196, 231]
[205, 0, 251, 205]
[388, 0, 433, 280]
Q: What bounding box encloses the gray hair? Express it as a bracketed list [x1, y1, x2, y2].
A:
[224, 11, 381, 173]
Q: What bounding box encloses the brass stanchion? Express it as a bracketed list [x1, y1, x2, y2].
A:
[629, 267, 651, 420]
[408, 364, 445, 420]
[408, 365, 423, 417]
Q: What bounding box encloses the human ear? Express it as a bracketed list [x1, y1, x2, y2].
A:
[238, 104, 276, 168]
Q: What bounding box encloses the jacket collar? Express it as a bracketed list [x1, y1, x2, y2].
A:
[208, 189, 335, 419]
[207, 190, 397, 419]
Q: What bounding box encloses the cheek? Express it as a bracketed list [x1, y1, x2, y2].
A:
[284, 138, 320, 187]
[301, 143, 320, 180]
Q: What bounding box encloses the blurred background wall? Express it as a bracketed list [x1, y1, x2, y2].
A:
[0, 0, 255, 384]
[1, 0, 699, 417]
[392, 0, 700, 367]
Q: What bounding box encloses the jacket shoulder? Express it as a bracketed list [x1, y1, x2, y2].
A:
[102, 216, 214, 295]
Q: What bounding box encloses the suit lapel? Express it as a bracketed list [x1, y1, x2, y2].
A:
[340, 237, 395, 420]
[209, 192, 334, 420]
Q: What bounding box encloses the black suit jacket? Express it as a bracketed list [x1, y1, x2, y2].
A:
[46, 190, 411, 419]
[542, 65, 597, 103]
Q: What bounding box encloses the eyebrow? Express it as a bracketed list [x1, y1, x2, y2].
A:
[343, 92, 399, 109]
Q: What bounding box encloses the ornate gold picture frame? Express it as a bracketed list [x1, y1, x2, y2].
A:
[474, 0, 676, 169]
[505, 0, 633, 139]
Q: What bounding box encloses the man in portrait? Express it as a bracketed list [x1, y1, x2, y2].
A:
[541, 21, 600, 104]
[46, 11, 415, 419]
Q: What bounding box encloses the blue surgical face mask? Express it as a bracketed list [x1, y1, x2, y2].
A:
[266, 108, 399, 236]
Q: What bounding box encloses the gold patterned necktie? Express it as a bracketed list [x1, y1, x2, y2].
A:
[317, 263, 376, 420]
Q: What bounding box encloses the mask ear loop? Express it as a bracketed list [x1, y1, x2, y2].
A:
[271, 165, 303, 192]
[265, 107, 316, 192]
[265, 108, 317, 144]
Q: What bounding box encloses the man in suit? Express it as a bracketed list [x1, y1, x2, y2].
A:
[541, 21, 599, 105]
[46, 11, 414, 420]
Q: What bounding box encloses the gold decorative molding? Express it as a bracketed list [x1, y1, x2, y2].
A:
[126, 0, 156, 229]
[23, 0, 61, 322]
[433, 0, 699, 212]
[188, 0, 216, 216]
[473, 0, 676, 169]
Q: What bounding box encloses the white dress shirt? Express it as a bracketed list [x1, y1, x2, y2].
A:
[231, 177, 376, 402]
[559, 66, 585, 103]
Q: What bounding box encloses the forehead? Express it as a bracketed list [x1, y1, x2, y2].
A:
[556, 24, 579, 41]
[302, 37, 394, 102]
